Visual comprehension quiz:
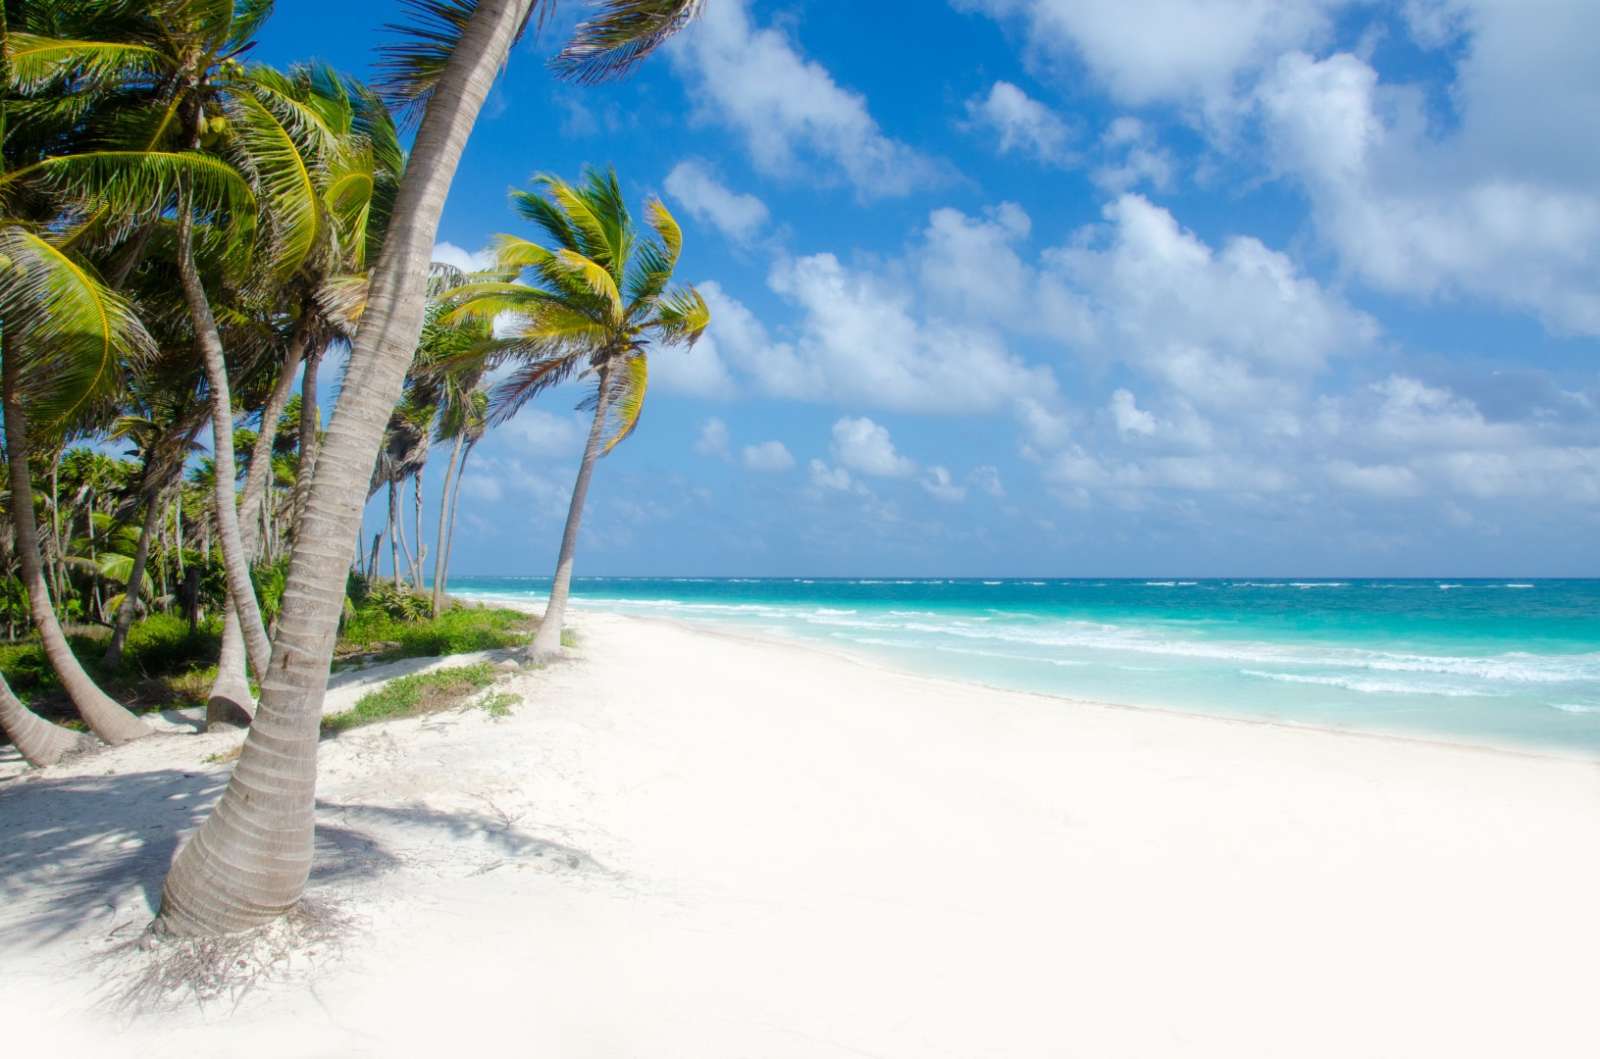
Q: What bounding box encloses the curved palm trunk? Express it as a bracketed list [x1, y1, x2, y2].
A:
[2, 348, 150, 744]
[529, 364, 611, 660]
[102, 489, 163, 669]
[440, 439, 475, 599]
[205, 321, 309, 711]
[430, 432, 466, 616]
[157, 0, 535, 937]
[176, 188, 273, 682]
[292, 345, 322, 529]
[387, 480, 402, 587]
[207, 603, 255, 728]
[0, 670, 91, 768]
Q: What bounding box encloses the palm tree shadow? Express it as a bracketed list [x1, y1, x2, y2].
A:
[1, 771, 606, 950]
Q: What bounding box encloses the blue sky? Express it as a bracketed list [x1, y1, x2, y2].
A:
[252, 0, 1599, 577]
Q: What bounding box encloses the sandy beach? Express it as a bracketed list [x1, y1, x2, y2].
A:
[3, 610, 1598, 1057]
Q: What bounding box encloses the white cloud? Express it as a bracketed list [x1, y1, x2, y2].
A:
[741, 440, 795, 472]
[964, 81, 1075, 164]
[651, 325, 738, 398]
[1258, 47, 1600, 334]
[1109, 388, 1157, 437]
[970, 465, 1006, 498]
[670, 0, 939, 198]
[431, 241, 496, 273]
[1092, 116, 1176, 193]
[1325, 460, 1420, 498]
[921, 466, 968, 502]
[831, 417, 917, 478]
[952, 0, 1347, 119]
[694, 417, 730, 458]
[664, 160, 770, 243]
[1049, 195, 1377, 404]
[807, 458, 856, 492]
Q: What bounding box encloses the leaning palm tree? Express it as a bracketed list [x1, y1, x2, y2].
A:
[156, 0, 711, 938]
[443, 168, 709, 658]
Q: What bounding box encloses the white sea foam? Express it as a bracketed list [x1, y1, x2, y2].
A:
[1240, 669, 1492, 697]
[1145, 581, 1177, 587]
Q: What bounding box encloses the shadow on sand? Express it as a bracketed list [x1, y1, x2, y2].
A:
[1, 767, 604, 948]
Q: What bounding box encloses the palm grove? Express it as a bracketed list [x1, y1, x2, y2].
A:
[0, 0, 710, 938]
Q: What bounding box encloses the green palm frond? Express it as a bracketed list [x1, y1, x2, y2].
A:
[5, 150, 254, 239]
[554, 249, 623, 322]
[485, 347, 582, 424]
[224, 88, 324, 275]
[652, 285, 710, 347]
[552, 0, 707, 85]
[3, 34, 169, 92]
[0, 224, 155, 426]
[600, 351, 648, 454]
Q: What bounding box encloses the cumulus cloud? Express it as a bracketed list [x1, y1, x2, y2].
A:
[921, 466, 968, 503]
[831, 417, 917, 478]
[503, 408, 585, 453]
[951, 0, 1347, 119]
[807, 458, 856, 492]
[1092, 116, 1176, 193]
[742, 440, 796, 472]
[431, 241, 496, 273]
[964, 81, 1075, 164]
[1109, 389, 1157, 437]
[669, 0, 940, 197]
[664, 160, 770, 243]
[1258, 47, 1600, 334]
[694, 417, 731, 458]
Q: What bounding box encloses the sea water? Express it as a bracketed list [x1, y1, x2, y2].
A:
[452, 576, 1600, 753]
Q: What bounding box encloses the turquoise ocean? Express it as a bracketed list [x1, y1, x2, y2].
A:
[453, 576, 1600, 753]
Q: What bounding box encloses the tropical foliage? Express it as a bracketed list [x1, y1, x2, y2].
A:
[0, 0, 712, 938]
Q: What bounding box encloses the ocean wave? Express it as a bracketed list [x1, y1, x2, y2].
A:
[1145, 581, 1177, 587]
[1240, 669, 1492, 697]
[1290, 582, 1347, 588]
[1503, 583, 1535, 589]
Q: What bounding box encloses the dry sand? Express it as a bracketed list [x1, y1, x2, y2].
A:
[3, 611, 1598, 1057]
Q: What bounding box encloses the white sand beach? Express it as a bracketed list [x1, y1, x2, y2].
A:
[4, 610, 1598, 1057]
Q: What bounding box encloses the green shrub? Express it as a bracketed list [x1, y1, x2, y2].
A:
[365, 582, 433, 622]
[119, 613, 221, 676]
[322, 662, 497, 734]
[338, 605, 532, 663]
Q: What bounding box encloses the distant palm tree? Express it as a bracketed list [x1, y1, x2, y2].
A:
[444, 167, 710, 658]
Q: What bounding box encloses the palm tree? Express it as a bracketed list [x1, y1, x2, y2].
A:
[0, 227, 156, 745]
[443, 168, 709, 658]
[156, 0, 711, 937]
[0, 669, 91, 768]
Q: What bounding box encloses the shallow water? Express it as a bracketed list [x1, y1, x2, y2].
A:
[454, 576, 1600, 753]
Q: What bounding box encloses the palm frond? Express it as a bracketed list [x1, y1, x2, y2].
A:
[224, 88, 324, 275]
[552, 0, 707, 85]
[554, 248, 622, 322]
[0, 224, 154, 426]
[599, 351, 647, 454]
[376, 0, 545, 121]
[3, 34, 169, 93]
[652, 284, 710, 347]
[6, 150, 254, 241]
[486, 347, 582, 423]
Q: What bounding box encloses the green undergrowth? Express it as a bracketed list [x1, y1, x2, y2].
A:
[321, 662, 500, 735]
[335, 605, 535, 666]
[1, 613, 225, 722]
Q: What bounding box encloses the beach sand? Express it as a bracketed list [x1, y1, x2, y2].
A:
[3, 610, 1598, 1057]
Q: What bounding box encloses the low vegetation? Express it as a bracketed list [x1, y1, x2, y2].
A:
[336, 600, 534, 666]
[321, 663, 499, 735]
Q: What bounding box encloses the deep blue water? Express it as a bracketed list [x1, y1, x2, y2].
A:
[453, 576, 1600, 753]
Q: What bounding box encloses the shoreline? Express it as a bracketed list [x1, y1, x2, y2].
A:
[472, 594, 1600, 764]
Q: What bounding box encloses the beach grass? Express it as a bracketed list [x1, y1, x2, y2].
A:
[321, 662, 499, 735]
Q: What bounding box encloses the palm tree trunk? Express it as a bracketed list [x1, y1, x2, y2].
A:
[1, 345, 150, 744]
[387, 480, 402, 587]
[293, 344, 322, 531]
[0, 670, 91, 768]
[440, 440, 475, 599]
[411, 471, 426, 592]
[203, 323, 307, 719]
[175, 183, 272, 682]
[430, 431, 466, 616]
[102, 489, 162, 669]
[529, 363, 611, 660]
[157, 0, 535, 937]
